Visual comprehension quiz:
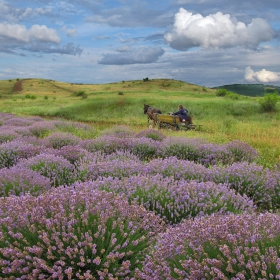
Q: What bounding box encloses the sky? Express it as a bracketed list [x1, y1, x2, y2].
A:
[1, 0, 280, 87]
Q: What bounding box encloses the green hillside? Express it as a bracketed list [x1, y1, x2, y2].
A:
[213, 84, 280, 97]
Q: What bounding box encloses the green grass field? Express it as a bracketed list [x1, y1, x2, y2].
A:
[0, 78, 279, 167]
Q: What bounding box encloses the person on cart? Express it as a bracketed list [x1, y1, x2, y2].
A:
[172, 104, 189, 122]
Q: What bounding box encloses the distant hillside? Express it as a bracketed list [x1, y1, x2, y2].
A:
[213, 84, 280, 97]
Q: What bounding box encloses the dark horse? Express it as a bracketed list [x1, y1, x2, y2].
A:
[143, 104, 162, 124]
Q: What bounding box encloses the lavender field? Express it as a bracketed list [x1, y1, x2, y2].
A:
[0, 112, 280, 279]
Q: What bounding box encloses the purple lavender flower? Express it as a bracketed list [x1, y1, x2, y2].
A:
[210, 162, 278, 210]
[138, 213, 280, 279]
[0, 166, 52, 196]
[136, 129, 166, 141]
[0, 187, 164, 278]
[0, 140, 44, 168]
[101, 125, 136, 138]
[0, 127, 19, 144]
[71, 175, 255, 224]
[16, 153, 76, 187]
[41, 132, 81, 149]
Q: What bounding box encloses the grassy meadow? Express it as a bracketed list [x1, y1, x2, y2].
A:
[0, 78, 279, 167]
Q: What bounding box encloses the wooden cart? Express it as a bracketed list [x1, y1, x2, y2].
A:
[152, 114, 202, 131]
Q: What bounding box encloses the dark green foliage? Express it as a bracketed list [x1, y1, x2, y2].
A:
[259, 92, 279, 112]
[25, 94, 36, 99]
[72, 90, 87, 98]
[214, 84, 280, 97]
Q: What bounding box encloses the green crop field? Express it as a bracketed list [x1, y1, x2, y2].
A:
[0, 78, 279, 167]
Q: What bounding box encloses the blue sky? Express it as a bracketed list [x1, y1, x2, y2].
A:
[1, 0, 280, 87]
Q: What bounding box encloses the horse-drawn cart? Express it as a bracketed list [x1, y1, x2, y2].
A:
[154, 114, 201, 131]
[143, 104, 202, 131]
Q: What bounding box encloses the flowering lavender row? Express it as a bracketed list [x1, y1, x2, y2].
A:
[71, 175, 255, 224]
[0, 112, 259, 165]
[0, 166, 52, 196]
[0, 144, 279, 211]
[137, 213, 280, 279]
[0, 186, 164, 279]
[144, 158, 280, 210]
[78, 135, 258, 164]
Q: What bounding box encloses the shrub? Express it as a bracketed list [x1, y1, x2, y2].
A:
[259, 92, 279, 112]
[29, 121, 56, 138]
[0, 166, 51, 197]
[0, 128, 18, 144]
[210, 162, 279, 210]
[42, 132, 81, 149]
[0, 187, 164, 279]
[17, 153, 76, 187]
[75, 151, 143, 181]
[138, 213, 280, 279]
[101, 125, 136, 138]
[136, 129, 166, 141]
[215, 88, 229, 96]
[0, 140, 43, 168]
[73, 175, 255, 225]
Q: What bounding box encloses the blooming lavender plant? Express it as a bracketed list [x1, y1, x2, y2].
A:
[101, 125, 136, 138]
[0, 166, 52, 197]
[3, 117, 33, 127]
[0, 140, 43, 168]
[136, 129, 166, 141]
[226, 140, 258, 163]
[29, 121, 57, 137]
[16, 153, 77, 187]
[42, 132, 81, 149]
[137, 213, 280, 279]
[157, 138, 258, 166]
[143, 156, 211, 181]
[75, 150, 143, 181]
[0, 187, 164, 279]
[72, 175, 255, 224]
[210, 162, 279, 210]
[54, 145, 90, 164]
[0, 127, 19, 144]
[79, 136, 132, 155]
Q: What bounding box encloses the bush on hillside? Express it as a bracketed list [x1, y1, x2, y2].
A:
[259, 92, 279, 112]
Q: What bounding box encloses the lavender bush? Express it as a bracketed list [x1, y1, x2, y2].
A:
[0, 140, 43, 168]
[3, 117, 33, 127]
[136, 129, 166, 141]
[42, 132, 81, 149]
[17, 153, 76, 187]
[75, 151, 144, 181]
[0, 166, 52, 197]
[143, 156, 211, 181]
[210, 162, 279, 211]
[71, 175, 255, 224]
[54, 145, 90, 164]
[138, 213, 280, 279]
[79, 136, 131, 154]
[157, 138, 258, 166]
[101, 125, 136, 138]
[0, 128, 19, 144]
[29, 121, 57, 138]
[0, 187, 164, 279]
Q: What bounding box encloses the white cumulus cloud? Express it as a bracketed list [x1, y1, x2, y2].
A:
[244, 66, 280, 83]
[0, 22, 60, 43]
[165, 8, 273, 50]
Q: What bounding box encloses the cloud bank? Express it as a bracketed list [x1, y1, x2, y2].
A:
[99, 46, 164, 65]
[0, 22, 60, 43]
[165, 8, 274, 50]
[244, 66, 280, 83]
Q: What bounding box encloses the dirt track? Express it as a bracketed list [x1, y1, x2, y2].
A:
[13, 80, 23, 92]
